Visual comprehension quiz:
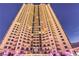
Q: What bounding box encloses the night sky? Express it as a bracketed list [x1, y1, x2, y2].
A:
[0, 3, 79, 43]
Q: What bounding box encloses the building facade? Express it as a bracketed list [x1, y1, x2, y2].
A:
[0, 4, 72, 55]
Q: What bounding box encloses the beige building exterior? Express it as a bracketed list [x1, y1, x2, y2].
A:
[73, 47, 79, 52]
[0, 4, 72, 55]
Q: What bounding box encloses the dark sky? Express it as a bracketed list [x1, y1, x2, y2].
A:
[0, 3, 79, 43]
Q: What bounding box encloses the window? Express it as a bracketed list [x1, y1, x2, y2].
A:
[58, 31, 60, 32]
[30, 48, 32, 50]
[43, 44, 46, 47]
[55, 41, 58, 43]
[12, 30, 14, 32]
[11, 33, 13, 35]
[56, 44, 60, 46]
[47, 44, 50, 46]
[17, 27, 18, 28]
[10, 43, 12, 45]
[15, 31, 17, 33]
[21, 47, 24, 50]
[24, 35, 26, 37]
[20, 37, 22, 38]
[50, 34, 51, 36]
[57, 28, 59, 30]
[21, 34, 23, 36]
[63, 42, 66, 45]
[57, 48, 61, 50]
[14, 26, 16, 27]
[18, 43, 21, 45]
[6, 42, 9, 44]
[59, 33, 61, 35]
[64, 46, 68, 49]
[8, 46, 11, 49]
[27, 39, 30, 40]
[49, 32, 51, 33]
[66, 50, 70, 52]
[17, 47, 20, 49]
[23, 41, 25, 43]
[46, 35, 48, 37]
[27, 42, 30, 44]
[12, 47, 15, 50]
[62, 39, 64, 41]
[4, 46, 7, 48]
[14, 34, 16, 35]
[25, 33, 27, 34]
[8, 39, 10, 41]
[15, 29, 18, 30]
[13, 36, 15, 38]
[44, 51, 47, 54]
[46, 38, 49, 40]
[53, 34, 56, 36]
[51, 40, 53, 42]
[23, 38, 26, 40]
[60, 36, 63, 38]
[52, 43, 54, 45]
[19, 40, 21, 42]
[11, 39, 13, 41]
[42, 39, 45, 41]
[9, 36, 12, 38]
[26, 48, 29, 51]
[28, 34, 30, 35]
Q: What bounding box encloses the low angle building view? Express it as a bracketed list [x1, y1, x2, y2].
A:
[0, 3, 79, 56]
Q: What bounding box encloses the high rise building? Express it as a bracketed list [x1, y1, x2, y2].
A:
[0, 4, 72, 55]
